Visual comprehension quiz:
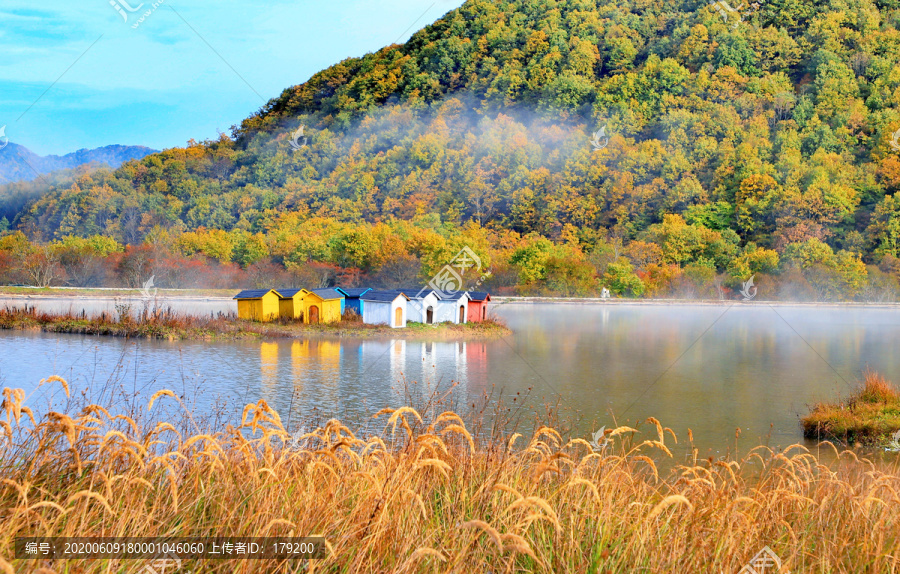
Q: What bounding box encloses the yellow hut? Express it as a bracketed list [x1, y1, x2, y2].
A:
[300, 289, 344, 324]
[233, 289, 280, 322]
[276, 288, 310, 320]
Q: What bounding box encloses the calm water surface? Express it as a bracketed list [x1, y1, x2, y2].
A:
[2, 299, 899, 456]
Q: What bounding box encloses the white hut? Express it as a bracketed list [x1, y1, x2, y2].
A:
[361, 291, 409, 328]
[434, 291, 470, 323]
[399, 288, 440, 324]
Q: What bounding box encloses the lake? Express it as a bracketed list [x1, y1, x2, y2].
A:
[2, 298, 899, 457]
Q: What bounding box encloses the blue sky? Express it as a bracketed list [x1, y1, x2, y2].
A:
[0, 0, 465, 155]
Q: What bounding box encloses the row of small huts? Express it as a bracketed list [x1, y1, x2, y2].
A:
[233, 287, 491, 328]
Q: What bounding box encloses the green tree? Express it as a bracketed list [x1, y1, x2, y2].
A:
[603, 258, 645, 297]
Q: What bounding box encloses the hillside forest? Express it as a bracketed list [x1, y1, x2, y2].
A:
[3, 0, 900, 300]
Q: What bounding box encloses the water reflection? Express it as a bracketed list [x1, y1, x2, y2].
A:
[409, 340, 468, 387]
[260, 342, 278, 396]
[466, 342, 489, 392]
[4, 302, 900, 457]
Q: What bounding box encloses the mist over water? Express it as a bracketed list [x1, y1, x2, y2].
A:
[2, 300, 899, 457]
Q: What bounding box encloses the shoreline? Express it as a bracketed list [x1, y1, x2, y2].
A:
[2, 288, 900, 309]
[492, 297, 900, 308]
[0, 286, 236, 299]
[0, 306, 511, 341]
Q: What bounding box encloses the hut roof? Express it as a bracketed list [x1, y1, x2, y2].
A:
[233, 289, 275, 300]
[362, 290, 410, 303]
[468, 291, 491, 302]
[395, 287, 434, 299]
[335, 287, 373, 298]
[275, 288, 305, 298]
[310, 288, 344, 300]
[436, 290, 469, 301]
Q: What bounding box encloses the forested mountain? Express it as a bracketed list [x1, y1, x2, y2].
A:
[0, 165, 100, 230]
[3, 0, 900, 299]
[0, 143, 156, 183]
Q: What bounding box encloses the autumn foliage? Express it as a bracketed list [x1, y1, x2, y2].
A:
[3, 0, 900, 300]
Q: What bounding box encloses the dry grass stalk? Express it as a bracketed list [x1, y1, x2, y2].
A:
[1, 381, 899, 572]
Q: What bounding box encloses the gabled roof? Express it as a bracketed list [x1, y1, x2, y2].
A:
[233, 289, 277, 300]
[335, 287, 373, 297]
[362, 290, 411, 303]
[435, 290, 469, 301]
[397, 286, 468, 300]
[468, 291, 491, 302]
[395, 287, 434, 299]
[310, 288, 344, 300]
[275, 288, 306, 298]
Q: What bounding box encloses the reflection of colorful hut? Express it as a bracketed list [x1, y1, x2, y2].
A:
[467, 292, 491, 322]
[335, 287, 373, 316]
[318, 340, 342, 398]
[260, 342, 279, 394]
[466, 341, 488, 390]
[290, 340, 310, 386]
[276, 288, 309, 320]
[418, 341, 437, 383]
[361, 291, 409, 328]
[234, 289, 281, 322]
[318, 339, 341, 364]
[390, 339, 406, 382]
[303, 289, 344, 324]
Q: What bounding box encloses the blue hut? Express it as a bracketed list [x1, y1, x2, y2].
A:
[335, 287, 373, 316]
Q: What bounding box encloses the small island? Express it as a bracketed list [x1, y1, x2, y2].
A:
[802, 372, 900, 447]
[0, 284, 510, 340]
[0, 303, 510, 341]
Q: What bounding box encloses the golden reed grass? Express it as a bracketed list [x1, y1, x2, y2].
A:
[2, 378, 899, 573]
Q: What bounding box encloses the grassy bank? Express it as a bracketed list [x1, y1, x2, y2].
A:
[2, 381, 899, 573]
[0, 305, 511, 341]
[802, 372, 900, 447]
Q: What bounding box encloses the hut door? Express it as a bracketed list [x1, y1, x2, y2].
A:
[394, 306, 402, 327]
[426, 307, 434, 324]
[482, 307, 486, 321]
[459, 306, 465, 323]
[309, 305, 320, 324]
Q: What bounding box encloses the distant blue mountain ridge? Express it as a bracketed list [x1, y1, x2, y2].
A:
[0, 142, 157, 183]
